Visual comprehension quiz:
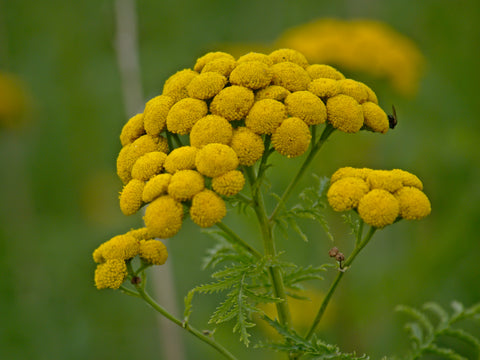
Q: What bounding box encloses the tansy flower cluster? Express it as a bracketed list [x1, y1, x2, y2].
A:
[275, 19, 425, 96]
[327, 167, 431, 228]
[116, 48, 392, 240]
[92, 229, 168, 289]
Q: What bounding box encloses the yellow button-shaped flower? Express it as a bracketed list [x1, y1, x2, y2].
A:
[361, 102, 389, 134]
[330, 167, 373, 183]
[120, 113, 145, 147]
[245, 99, 286, 134]
[391, 169, 423, 190]
[187, 72, 227, 100]
[367, 170, 403, 193]
[195, 143, 239, 178]
[358, 189, 400, 228]
[131, 151, 167, 181]
[166, 97, 208, 134]
[164, 146, 198, 174]
[255, 85, 291, 102]
[212, 170, 245, 196]
[337, 79, 370, 104]
[142, 173, 172, 203]
[139, 239, 168, 265]
[190, 189, 227, 228]
[168, 170, 205, 201]
[271, 62, 311, 91]
[94, 259, 128, 290]
[93, 234, 140, 263]
[285, 91, 327, 125]
[326, 94, 364, 133]
[269, 48, 309, 68]
[119, 179, 145, 215]
[230, 127, 264, 166]
[210, 85, 254, 121]
[189, 115, 233, 148]
[162, 69, 198, 103]
[143, 95, 174, 136]
[272, 117, 311, 158]
[308, 78, 339, 99]
[306, 64, 345, 80]
[327, 177, 370, 211]
[237, 52, 274, 66]
[144, 195, 184, 239]
[194, 51, 235, 72]
[395, 186, 431, 220]
[229, 61, 273, 90]
[201, 57, 237, 76]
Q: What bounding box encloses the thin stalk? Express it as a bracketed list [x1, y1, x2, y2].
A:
[269, 124, 335, 223]
[215, 222, 262, 259]
[304, 226, 377, 340]
[135, 284, 238, 360]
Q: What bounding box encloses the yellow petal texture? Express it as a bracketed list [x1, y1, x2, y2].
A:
[327, 177, 370, 211]
[167, 170, 205, 201]
[361, 102, 389, 133]
[201, 57, 237, 76]
[306, 64, 345, 80]
[255, 85, 291, 102]
[142, 173, 172, 203]
[144, 195, 184, 238]
[367, 170, 403, 192]
[210, 85, 254, 121]
[195, 143, 239, 178]
[337, 79, 370, 103]
[358, 189, 399, 228]
[120, 113, 145, 146]
[230, 127, 264, 166]
[271, 62, 311, 91]
[391, 169, 423, 190]
[269, 48, 309, 68]
[93, 234, 140, 263]
[212, 170, 245, 196]
[330, 167, 373, 183]
[193, 51, 235, 72]
[131, 151, 167, 181]
[187, 72, 227, 100]
[189, 114, 233, 148]
[190, 189, 226, 227]
[162, 69, 198, 103]
[229, 61, 273, 90]
[272, 117, 311, 158]
[237, 52, 274, 66]
[126, 227, 152, 241]
[308, 78, 339, 99]
[285, 91, 327, 125]
[395, 186, 431, 220]
[166, 98, 208, 134]
[94, 259, 128, 290]
[119, 179, 145, 215]
[326, 94, 364, 133]
[245, 99, 286, 134]
[139, 239, 168, 265]
[143, 95, 174, 136]
[163, 146, 198, 173]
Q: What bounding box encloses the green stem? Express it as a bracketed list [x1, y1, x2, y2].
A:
[269, 124, 335, 223]
[215, 222, 262, 259]
[134, 284, 238, 360]
[304, 225, 377, 340]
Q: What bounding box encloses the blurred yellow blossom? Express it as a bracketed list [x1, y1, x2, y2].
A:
[0, 71, 31, 129]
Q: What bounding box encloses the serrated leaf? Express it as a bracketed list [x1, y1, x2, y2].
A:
[424, 344, 468, 360]
[423, 302, 449, 328]
[396, 305, 434, 341]
[442, 328, 480, 352]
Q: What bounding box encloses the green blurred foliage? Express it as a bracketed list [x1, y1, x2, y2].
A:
[1, 0, 479, 359]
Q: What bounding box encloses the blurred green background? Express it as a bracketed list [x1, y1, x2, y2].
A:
[1, 0, 479, 359]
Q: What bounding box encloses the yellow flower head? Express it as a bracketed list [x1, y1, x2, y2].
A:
[358, 189, 400, 228]
[201, 57, 237, 77]
[237, 52, 274, 66]
[142, 173, 172, 203]
[189, 115, 233, 148]
[162, 69, 198, 103]
[363, 84, 379, 104]
[94, 259, 128, 290]
[195, 143, 239, 178]
[212, 170, 246, 196]
[308, 78, 339, 99]
[193, 51, 236, 72]
[166, 97, 208, 134]
[245, 99, 287, 134]
[272, 117, 311, 158]
[126, 227, 152, 241]
[168, 170, 205, 201]
[93, 234, 140, 263]
[306, 64, 345, 80]
[391, 169, 423, 190]
[230, 127, 264, 166]
[143, 195, 184, 238]
[120, 113, 145, 147]
[395, 186, 431, 220]
[229, 61, 273, 90]
[271, 62, 311, 91]
[210, 85, 255, 121]
[164, 146, 199, 173]
[255, 85, 291, 102]
[326, 94, 364, 133]
[330, 166, 373, 183]
[117, 135, 168, 184]
[143, 95, 175, 136]
[119, 179, 145, 215]
[139, 239, 169, 265]
[285, 91, 327, 125]
[366, 170, 403, 193]
[337, 79, 370, 104]
[131, 151, 167, 181]
[269, 48, 309, 68]
[361, 102, 389, 133]
[190, 189, 227, 227]
[187, 72, 227, 100]
[327, 177, 370, 211]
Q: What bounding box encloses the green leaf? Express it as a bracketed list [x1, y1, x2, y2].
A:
[423, 302, 449, 328]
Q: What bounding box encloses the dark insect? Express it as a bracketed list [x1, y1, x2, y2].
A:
[388, 105, 398, 129]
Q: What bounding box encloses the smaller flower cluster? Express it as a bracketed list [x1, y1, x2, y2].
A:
[92, 228, 168, 289]
[327, 167, 431, 228]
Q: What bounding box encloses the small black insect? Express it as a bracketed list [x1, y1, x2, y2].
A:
[388, 105, 398, 129]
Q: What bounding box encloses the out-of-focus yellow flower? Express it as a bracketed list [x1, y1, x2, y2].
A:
[245, 98, 286, 134]
[255, 85, 291, 102]
[94, 259, 128, 290]
[269, 48, 309, 68]
[93, 234, 140, 263]
[271, 62, 310, 91]
[212, 170, 245, 196]
[395, 186, 431, 220]
[306, 64, 345, 80]
[164, 146, 198, 173]
[166, 97, 208, 134]
[327, 177, 369, 211]
[210, 85, 255, 121]
[195, 143, 239, 178]
[187, 72, 227, 100]
[326, 94, 364, 133]
[237, 52, 274, 66]
[142, 173, 172, 203]
[0, 72, 31, 129]
[230, 127, 264, 166]
[361, 102, 389, 133]
[229, 61, 273, 90]
[167, 170, 205, 201]
[285, 91, 326, 125]
[119, 179, 145, 215]
[162, 69, 198, 103]
[190, 189, 227, 227]
[358, 189, 399, 228]
[193, 51, 236, 72]
[131, 151, 167, 181]
[189, 114, 233, 148]
[144, 195, 184, 238]
[271, 117, 311, 158]
[120, 113, 145, 147]
[139, 239, 168, 265]
[143, 95, 174, 136]
[201, 57, 237, 76]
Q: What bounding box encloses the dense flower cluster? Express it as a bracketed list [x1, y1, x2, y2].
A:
[327, 167, 431, 228]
